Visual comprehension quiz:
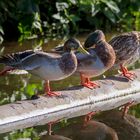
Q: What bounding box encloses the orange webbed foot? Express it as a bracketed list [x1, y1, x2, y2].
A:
[46, 91, 61, 97]
[88, 81, 100, 88]
[122, 71, 137, 81]
[82, 83, 95, 89]
[44, 80, 61, 97]
[120, 65, 137, 80]
[82, 81, 100, 89]
[80, 74, 100, 89]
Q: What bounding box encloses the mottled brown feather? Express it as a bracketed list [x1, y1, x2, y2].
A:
[59, 52, 77, 74]
[109, 31, 140, 67]
[94, 41, 116, 68]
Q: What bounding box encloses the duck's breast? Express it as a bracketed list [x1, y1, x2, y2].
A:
[76, 51, 105, 78]
[29, 59, 67, 81]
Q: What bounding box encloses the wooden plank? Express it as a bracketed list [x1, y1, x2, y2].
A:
[0, 69, 140, 133]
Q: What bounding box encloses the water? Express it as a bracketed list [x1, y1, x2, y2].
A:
[0, 32, 140, 139]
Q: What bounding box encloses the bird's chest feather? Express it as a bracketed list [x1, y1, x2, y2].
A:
[30, 60, 66, 81]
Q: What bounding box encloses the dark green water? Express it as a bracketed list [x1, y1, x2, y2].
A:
[0, 32, 140, 139]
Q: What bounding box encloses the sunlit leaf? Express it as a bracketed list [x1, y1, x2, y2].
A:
[101, 0, 120, 14]
[0, 47, 5, 55]
[103, 7, 116, 23]
[79, 0, 93, 5]
[0, 26, 4, 44]
[69, 14, 81, 22]
[56, 2, 69, 11]
[53, 13, 61, 20]
[52, 13, 69, 24]
[0, 26, 4, 35]
[68, 0, 77, 4]
[91, 4, 100, 16]
[0, 36, 3, 44]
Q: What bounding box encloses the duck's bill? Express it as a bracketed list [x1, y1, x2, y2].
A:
[77, 46, 89, 54]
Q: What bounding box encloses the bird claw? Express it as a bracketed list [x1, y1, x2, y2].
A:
[45, 91, 61, 97]
[82, 83, 94, 89]
[82, 82, 100, 89]
[120, 65, 137, 81]
[121, 72, 137, 81]
[89, 81, 100, 88]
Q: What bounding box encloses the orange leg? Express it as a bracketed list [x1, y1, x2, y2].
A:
[47, 119, 61, 135]
[0, 66, 15, 76]
[83, 111, 96, 127]
[122, 101, 134, 119]
[44, 80, 61, 97]
[120, 64, 136, 80]
[80, 73, 100, 89]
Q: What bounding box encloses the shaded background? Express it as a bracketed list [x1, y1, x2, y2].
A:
[0, 0, 140, 42]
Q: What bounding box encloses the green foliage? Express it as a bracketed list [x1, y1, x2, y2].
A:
[0, 0, 140, 41]
[133, 11, 140, 31]
[25, 83, 42, 97]
[4, 128, 39, 140]
[115, 0, 140, 31]
[130, 104, 140, 118]
[17, 0, 42, 41]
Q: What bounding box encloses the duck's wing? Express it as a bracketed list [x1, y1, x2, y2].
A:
[84, 35, 95, 49]
[0, 50, 61, 70]
[0, 50, 35, 69]
[76, 49, 97, 68]
[51, 45, 64, 53]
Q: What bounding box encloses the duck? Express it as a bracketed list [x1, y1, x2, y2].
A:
[108, 31, 140, 80]
[77, 30, 115, 89]
[53, 30, 116, 89]
[76, 30, 116, 124]
[79, 30, 116, 89]
[0, 38, 87, 96]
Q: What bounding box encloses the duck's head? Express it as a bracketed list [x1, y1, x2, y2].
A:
[64, 38, 89, 54]
[84, 30, 105, 48]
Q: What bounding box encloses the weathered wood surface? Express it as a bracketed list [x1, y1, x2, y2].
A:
[1, 69, 140, 133]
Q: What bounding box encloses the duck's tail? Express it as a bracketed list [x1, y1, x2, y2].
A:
[0, 55, 14, 65]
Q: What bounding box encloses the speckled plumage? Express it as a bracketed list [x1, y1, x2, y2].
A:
[109, 31, 140, 69]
